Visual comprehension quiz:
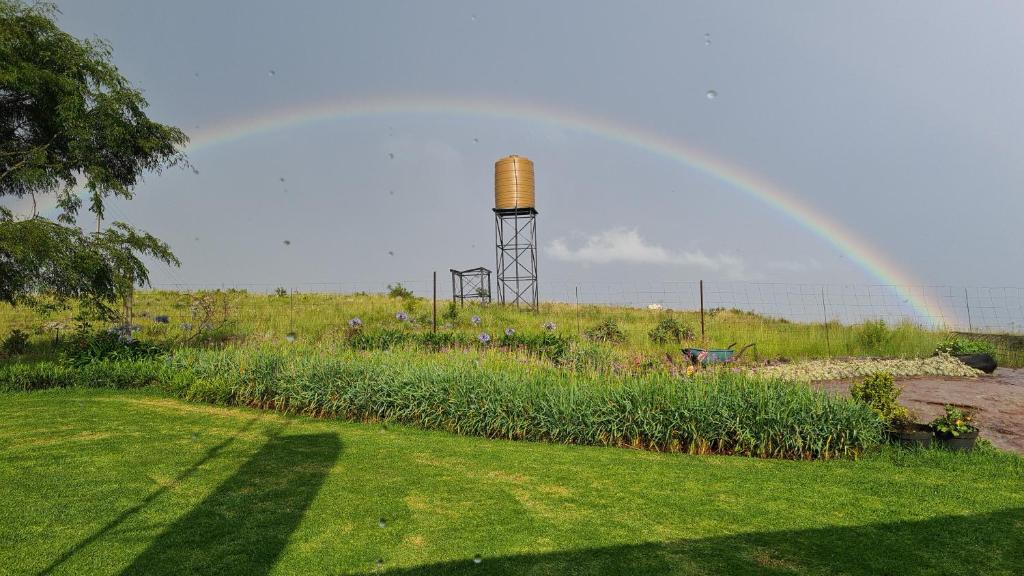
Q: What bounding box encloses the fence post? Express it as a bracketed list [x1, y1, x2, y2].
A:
[964, 288, 973, 333]
[575, 286, 581, 337]
[821, 287, 831, 358]
[699, 280, 705, 341]
[432, 271, 437, 333]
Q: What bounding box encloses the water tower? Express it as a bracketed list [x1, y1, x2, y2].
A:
[493, 155, 538, 309]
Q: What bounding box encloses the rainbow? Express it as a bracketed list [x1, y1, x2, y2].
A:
[46, 95, 944, 321]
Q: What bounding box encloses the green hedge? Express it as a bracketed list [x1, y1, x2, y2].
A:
[0, 359, 165, 392]
[0, 349, 884, 459]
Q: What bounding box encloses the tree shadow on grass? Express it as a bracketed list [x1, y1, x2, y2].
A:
[119, 433, 340, 576]
[362, 507, 1023, 576]
[38, 417, 264, 575]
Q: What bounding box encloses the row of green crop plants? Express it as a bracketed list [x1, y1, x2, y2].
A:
[0, 328, 888, 460]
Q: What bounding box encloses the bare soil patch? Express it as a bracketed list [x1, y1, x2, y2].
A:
[816, 368, 1024, 453]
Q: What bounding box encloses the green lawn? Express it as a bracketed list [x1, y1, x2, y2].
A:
[2, 388, 1022, 575]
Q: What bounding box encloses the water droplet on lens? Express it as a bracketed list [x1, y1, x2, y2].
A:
[268, 69, 276, 77]
[706, 90, 717, 100]
[471, 13, 477, 21]
[388, 152, 395, 159]
[378, 517, 386, 528]
[473, 554, 482, 564]
[283, 240, 291, 246]
[193, 72, 199, 78]
[279, 177, 285, 182]
[704, 33, 711, 46]
[388, 189, 394, 196]
[387, 250, 394, 256]
[473, 137, 479, 143]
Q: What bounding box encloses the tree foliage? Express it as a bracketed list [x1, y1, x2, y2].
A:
[1, 0, 188, 219]
[0, 217, 178, 316]
[0, 1, 187, 312]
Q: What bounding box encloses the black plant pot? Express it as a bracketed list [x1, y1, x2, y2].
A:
[890, 423, 932, 448]
[955, 353, 997, 374]
[935, 430, 979, 452]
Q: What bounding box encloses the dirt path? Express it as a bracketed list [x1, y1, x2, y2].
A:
[816, 368, 1024, 454]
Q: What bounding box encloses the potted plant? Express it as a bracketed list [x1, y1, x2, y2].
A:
[850, 372, 931, 448]
[890, 409, 932, 449]
[930, 405, 979, 451]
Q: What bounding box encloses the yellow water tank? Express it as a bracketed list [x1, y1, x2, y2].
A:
[494, 155, 534, 209]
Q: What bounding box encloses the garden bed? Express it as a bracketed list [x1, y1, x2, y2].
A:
[751, 354, 981, 382]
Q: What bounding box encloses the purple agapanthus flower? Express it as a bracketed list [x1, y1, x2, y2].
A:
[504, 327, 515, 337]
[348, 317, 363, 328]
[478, 332, 491, 344]
[395, 312, 409, 322]
[543, 321, 556, 331]
[470, 315, 481, 325]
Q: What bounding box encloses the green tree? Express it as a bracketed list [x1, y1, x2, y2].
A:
[0, 1, 186, 316]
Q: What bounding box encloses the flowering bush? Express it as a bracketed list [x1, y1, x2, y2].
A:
[930, 405, 977, 437]
[478, 332, 491, 344]
[348, 317, 363, 329]
[543, 321, 556, 331]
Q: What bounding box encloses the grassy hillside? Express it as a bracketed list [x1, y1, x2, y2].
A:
[0, 290, 948, 357]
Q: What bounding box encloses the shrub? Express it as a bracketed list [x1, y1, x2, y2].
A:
[585, 319, 626, 344]
[849, 372, 906, 427]
[1, 329, 30, 356]
[858, 320, 891, 350]
[387, 283, 414, 299]
[936, 336, 996, 356]
[60, 329, 165, 367]
[648, 317, 694, 344]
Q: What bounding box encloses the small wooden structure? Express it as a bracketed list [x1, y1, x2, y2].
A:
[450, 267, 492, 306]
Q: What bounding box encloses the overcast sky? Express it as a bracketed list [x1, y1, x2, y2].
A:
[19, 1, 1024, 296]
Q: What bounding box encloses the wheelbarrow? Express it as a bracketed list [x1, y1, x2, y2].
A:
[682, 342, 755, 367]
